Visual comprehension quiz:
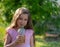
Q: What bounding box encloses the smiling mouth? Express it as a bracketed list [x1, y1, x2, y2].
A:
[20, 24, 24, 27]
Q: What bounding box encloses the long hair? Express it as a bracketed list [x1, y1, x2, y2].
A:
[6, 7, 35, 47]
[6, 7, 33, 30]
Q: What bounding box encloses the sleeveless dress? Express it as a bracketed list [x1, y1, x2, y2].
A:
[6, 28, 34, 47]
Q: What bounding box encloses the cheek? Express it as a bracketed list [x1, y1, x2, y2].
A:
[16, 20, 20, 25]
[24, 21, 28, 26]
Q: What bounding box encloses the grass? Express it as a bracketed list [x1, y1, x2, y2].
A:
[35, 35, 60, 47]
[0, 26, 60, 47]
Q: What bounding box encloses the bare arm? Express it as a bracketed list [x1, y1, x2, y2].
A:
[30, 35, 34, 47]
[4, 33, 17, 47]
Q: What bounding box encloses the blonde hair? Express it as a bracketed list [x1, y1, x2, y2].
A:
[6, 7, 33, 30]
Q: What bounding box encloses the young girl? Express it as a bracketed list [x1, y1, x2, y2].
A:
[4, 7, 35, 47]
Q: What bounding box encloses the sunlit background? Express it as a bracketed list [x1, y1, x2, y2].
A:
[0, 0, 60, 47]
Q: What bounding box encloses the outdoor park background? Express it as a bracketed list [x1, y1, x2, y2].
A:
[0, 0, 60, 47]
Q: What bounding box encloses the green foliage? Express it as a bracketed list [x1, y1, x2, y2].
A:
[0, 0, 60, 35]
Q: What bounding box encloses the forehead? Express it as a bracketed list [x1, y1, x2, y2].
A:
[19, 14, 28, 19]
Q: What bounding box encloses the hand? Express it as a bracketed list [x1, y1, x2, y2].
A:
[15, 35, 25, 45]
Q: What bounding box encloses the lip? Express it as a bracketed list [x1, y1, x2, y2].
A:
[20, 24, 24, 26]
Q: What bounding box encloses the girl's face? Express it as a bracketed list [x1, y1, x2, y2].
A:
[16, 14, 28, 28]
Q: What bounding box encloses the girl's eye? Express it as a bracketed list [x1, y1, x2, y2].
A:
[24, 19, 28, 21]
[19, 18, 23, 20]
[18, 17, 28, 21]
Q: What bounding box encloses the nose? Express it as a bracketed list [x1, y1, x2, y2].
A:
[20, 20, 25, 25]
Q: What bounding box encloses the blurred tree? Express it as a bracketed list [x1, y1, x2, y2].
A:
[0, 0, 60, 35]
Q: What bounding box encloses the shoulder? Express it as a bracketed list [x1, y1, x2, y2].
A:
[26, 29, 34, 32]
[5, 28, 14, 34]
[26, 29, 34, 35]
